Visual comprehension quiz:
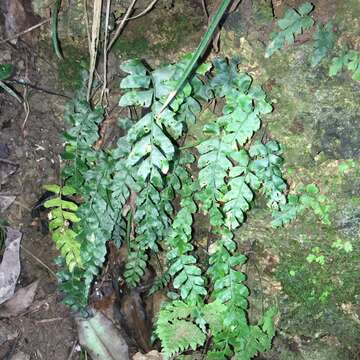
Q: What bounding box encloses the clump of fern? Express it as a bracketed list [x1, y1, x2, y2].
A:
[46, 53, 330, 358]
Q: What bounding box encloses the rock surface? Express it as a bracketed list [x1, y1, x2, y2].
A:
[219, 1, 360, 359]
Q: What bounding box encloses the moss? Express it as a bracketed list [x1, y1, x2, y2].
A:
[113, 8, 203, 64]
[276, 243, 360, 348]
[57, 45, 88, 91]
[113, 35, 150, 59]
[252, 0, 274, 27]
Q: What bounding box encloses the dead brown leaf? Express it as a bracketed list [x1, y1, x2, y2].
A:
[0, 281, 39, 318]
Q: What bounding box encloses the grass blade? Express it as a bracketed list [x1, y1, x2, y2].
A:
[51, 0, 63, 59]
[156, 0, 232, 117]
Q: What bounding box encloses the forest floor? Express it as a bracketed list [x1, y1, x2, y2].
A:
[0, 0, 359, 359]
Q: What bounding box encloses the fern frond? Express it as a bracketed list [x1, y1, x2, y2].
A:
[272, 184, 331, 227]
[167, 197, 206, 301]
[311, 21, 336, 67]
[265, 2, 314, 58]
[62, 100, 104, 189]
[124, 247, 149, 288]
[197, 135, 232, 219]
[329, 49, 360, 81]
[224, 150, 257, 229]
[208, 230, 249, 321]
[156, 300, 206, 359]
[119, 56, 211, 287]
[249, 140, 287, 209]
[271, 194, 302, 227]
[43, 186, 81, 273]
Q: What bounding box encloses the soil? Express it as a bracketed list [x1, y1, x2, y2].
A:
[0, 40, 79, 358]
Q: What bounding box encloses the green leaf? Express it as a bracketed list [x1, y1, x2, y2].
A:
[120, 74, 151, 89]
[156, 0, 232, 114]
[43, 184, 61, 194]
[329, 49, 360, 80]
[329, 56, 344, 76]
[51, 0, 63, 59]
[62, 185, 77, 196]
[0, 64, 14, 80]
[265, 2, 314, 58]
[156, 301, 206, 359]
[310, 21, 336, 67]
[120, 59, 148, 75]
[305, 183, 319, 194]
[119, 89, 153, 107]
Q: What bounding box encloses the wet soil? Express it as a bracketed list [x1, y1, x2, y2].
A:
[0, 39, 79, 358]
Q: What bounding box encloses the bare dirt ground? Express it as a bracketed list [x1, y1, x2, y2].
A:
[0, 39, 80, 359]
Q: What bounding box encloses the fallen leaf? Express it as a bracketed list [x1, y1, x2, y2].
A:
[77, 310, 129, 360]
[10, 351, 30, 360]
[0, 143, 10, 158]
[0, 195, 16, 212]
[0, 159, 18, 186]
[0, 320, 19, 346]
[0, 228, 22, 304]
[133, 350, 163, 360]
[0, 281, 39, 317]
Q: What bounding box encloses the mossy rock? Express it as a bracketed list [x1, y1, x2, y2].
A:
[219, 1, 360, 357]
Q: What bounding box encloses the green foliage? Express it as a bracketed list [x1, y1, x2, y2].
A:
[155, 300, 207, 359]
[0, 218, 7, 251]
[272, 183, 331, 227]
[118, 57, 212, 286]
[46, 80, 130, 310]
[249, 140, 286, 209]
[0, 63, 21, 103]
[166, 159, 207, 301]
[329, 49, 360, 81]
[306, 247, 326, 266]
[265, 2, 314, 58]
[0, 64, 14, 80]
[51, 0, 63, 59]
[43, 185, 81, 272]
[331, 239, 353, 253]
[150, 58, 279, 359]
[310, 21, 336, 67]
[47, 51, 328, 357]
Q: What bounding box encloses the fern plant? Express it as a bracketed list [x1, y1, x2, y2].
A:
[329, 49, 360, 81]
[46, 52, 331, 357]
[310, 21, 336, 67]
[118, 56, 212, 287]
[272, 183, 331, 227]
[116, 56, 281, 359]
[265, 2, 314, 58]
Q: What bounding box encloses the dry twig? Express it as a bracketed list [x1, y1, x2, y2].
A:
[127, 0, 158, 21]
[100, 0, 111, 105]
[87, 0, 103, 101]
[0, 18, 51, 45]
[107, 0, 137, 52]
[20, 245, 57, 279]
